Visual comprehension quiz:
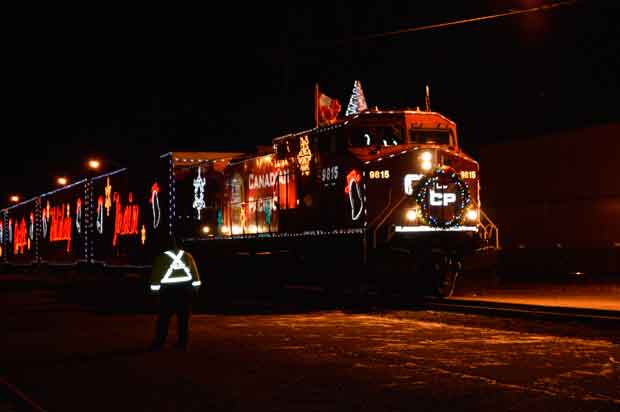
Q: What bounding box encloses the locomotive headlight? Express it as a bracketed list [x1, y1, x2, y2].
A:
[420, 151, 432, 171]
[466, 208, 478, 221]
[406, 209, 418, 222]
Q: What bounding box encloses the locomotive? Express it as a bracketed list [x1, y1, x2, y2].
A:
[178, 107, 487, 297]
[1, 96, 492, 298]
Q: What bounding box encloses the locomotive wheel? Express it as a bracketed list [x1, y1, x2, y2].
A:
[433, 254, 460, 298]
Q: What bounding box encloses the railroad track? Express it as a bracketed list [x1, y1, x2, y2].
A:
[420, 297, 620, 327]
[0, 377, 48, 412]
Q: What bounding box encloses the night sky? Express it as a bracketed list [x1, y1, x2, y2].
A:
[2, 1, 618, 206]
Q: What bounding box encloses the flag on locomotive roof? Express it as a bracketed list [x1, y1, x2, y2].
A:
[315, 83, 341, 127]
[345, 80, 368, 116]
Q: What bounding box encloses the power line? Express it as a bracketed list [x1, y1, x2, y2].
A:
[345, 0, 579, 43]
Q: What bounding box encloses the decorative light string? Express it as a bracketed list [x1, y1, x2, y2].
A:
[413, 167, 471, 228]
[151, 182, 161, 228]
[345, 170, 364, 221]
[193, 167, 206, 219]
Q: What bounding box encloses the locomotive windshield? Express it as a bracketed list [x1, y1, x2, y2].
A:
[409, 129, 453, 145]
[349, 125, 405, 148]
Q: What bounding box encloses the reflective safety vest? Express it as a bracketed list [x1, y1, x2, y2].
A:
[149, 249, 201, 293]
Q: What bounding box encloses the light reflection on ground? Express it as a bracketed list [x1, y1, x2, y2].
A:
[213, 310, 620, 406]
[454, 280, 620, 310]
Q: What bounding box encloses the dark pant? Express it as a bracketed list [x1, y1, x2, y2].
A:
[153, 286, 193, 347]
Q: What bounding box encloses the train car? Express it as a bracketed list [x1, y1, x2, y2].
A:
[89, 166, 164, 270]
[1, 197, 40, 267]
[0, 152, 245, 274]
[179, 108, 492, 297]
[38, 179, 89, 267]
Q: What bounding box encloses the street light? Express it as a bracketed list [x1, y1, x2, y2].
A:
[10, 195, 20, 203]
[57, 177, 68, 186]
[87, 159, 101, 171]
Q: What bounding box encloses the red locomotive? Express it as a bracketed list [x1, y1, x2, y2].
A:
[176, 107, 489, 297]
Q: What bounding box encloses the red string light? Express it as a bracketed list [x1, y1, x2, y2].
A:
[113, 193, 140, 246]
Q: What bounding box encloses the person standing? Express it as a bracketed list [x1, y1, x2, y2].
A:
[149, 237, 201, 350]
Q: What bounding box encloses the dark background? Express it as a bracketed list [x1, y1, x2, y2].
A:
[2, 1, 618, 206]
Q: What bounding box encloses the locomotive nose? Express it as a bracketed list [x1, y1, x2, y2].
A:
[413, 166, 471, 228]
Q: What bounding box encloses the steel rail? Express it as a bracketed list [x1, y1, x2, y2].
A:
[420, 297, 620, 326]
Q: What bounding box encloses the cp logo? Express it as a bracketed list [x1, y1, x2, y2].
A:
[429, 185, 456, 206]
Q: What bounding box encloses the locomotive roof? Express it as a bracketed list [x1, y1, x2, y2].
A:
[272, 109, 456, 143]
[161, 151, 247, 166]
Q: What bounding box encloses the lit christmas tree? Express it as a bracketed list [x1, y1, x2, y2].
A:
[345, 80, 368, 116]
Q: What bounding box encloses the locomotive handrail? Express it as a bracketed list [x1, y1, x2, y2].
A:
[479, 209, 500, 250]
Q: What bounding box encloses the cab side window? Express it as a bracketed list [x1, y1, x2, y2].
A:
[349, 126, 404, 147]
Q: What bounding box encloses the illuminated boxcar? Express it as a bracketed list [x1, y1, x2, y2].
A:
[1, 198, 39, 267]
[39, 179, 89, 267]
[0, 152, 244, 273]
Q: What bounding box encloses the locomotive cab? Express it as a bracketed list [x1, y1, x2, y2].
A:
[344, 110, 483, 297]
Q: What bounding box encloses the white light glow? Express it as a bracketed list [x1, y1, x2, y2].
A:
[96, 200, 104, 234]
[466, 209, 478, 221]
[151, 183, 161, 229]
[394, 225, 478, 233]
[160, 250, 192, 284]
[193, 167, 206, 219]
[422, 160, 432, 170]
[403, 174, 424, 195]
[28, 213, 34, 240]
[348, 178, 363, 221]
[88, 159, 100, 170]
[406, 209, 417, 221]
[42, 210, 48, 238]
[421, 151, 432, 162]
[75, 200, 82, 234]
[429, 189, 456, 206]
